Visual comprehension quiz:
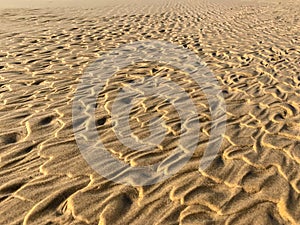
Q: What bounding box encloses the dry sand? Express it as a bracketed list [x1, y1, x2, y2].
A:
[0, 0, 300, 224]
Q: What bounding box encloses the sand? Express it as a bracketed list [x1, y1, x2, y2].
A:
[0, 0, 300, 224]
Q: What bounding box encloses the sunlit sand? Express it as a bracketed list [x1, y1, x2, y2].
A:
[0, 0, 300, 224]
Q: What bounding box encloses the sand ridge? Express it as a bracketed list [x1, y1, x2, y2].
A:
[0, 0, 300, 224]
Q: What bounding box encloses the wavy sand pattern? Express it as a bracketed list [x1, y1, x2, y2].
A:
[0, 0, 300, 224]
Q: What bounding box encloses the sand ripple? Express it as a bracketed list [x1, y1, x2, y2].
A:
[0, 0, 300, 224]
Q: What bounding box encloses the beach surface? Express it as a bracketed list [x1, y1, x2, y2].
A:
[0, 0, 300, 224]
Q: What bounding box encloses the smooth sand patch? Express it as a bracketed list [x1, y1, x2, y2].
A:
[0, 0, 126, 8]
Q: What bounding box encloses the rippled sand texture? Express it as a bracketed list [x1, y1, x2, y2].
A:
[1, 0, 300, 224]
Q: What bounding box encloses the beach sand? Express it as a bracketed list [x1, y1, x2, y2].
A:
[0, 0, 300, 224]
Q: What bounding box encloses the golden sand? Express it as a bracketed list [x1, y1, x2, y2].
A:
[0, 0, 300, 224]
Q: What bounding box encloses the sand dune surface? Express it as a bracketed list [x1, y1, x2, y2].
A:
[0, 0, 300, 224]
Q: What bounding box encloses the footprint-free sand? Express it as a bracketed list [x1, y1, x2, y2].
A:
[0, 0, 300, 224]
